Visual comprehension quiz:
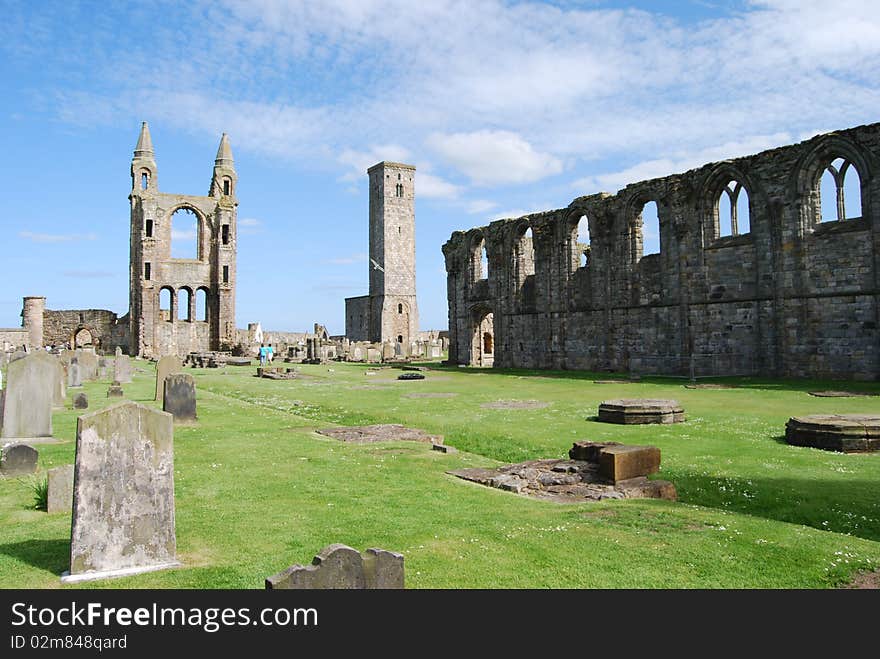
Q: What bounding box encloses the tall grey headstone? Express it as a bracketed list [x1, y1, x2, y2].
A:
[114, 353, 132, 384]
[154, 355, 182, 402]
[0, 351, 55, 439]
[47, 464, 74, 513]
[53, 358, 65, 409]
[76, 349, 98, 381]
[68, 359, 82, 388]
[163, 373, 196, 422]
[0, 443, 38, 476]
[65, 401, 178, 582]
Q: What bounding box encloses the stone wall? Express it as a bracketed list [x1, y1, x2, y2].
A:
[443, 123, 880, 380]
[0, 329, 28, 352]
[42, 308, 129, 354]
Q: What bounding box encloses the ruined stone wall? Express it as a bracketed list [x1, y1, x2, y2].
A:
[0, 329, 28, 351]
[42, 308, 129, 354]
[443, 123, 880, 380]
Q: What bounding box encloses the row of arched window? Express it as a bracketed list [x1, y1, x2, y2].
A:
[469, 155, 864, 283]
[158, 287, 209, 322]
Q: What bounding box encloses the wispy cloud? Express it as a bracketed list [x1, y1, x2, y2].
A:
[326, 253, 367, 265]
[19, 231, 97, 243]
[239, 217, 264, 235]
[467, 199, 498, 215]
[62, 270, 117, 279]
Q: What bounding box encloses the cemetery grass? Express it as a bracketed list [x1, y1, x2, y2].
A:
[0, 361, 878, 588]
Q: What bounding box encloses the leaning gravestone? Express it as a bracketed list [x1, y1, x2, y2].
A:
[106, 381, 124, 398]
[68, 358, 82, 388]
[114, 349, 132, 384]
[0, 351, 56, 440]
[0, 443, 38, 476]
[163, 373, 196, 422]
[73, 392, 89, 410]
[265, 544, 404, 589]
[64, 401, 179, 582]
[154, 355, 182, 402]
[47, 464, 74, 513]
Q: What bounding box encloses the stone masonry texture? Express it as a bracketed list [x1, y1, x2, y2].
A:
[443, 123, 880, 379]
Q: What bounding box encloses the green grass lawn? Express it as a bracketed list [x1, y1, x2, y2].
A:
[2, 359, 879, 588]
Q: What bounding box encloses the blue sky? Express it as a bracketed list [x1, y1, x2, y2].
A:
[1, 0, 878, 334]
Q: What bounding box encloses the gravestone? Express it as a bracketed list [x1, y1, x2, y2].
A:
[68, 358, 82, 388]
[367, 347, 381, 362]
[107, 381, 124, 398]
[76, 349, 99, 381]
[64, 401, 178, 582]
[0, 351, 56, 439]
[114, 350, 132, 384]
[163, 373, 196, 422]
[265, 544, 404, 589]
[154, 355, 182, 402]
[47, 464, 74, 513]
[382, 342, 395, 361]
[0, 443, 38, 476]
[53, 359, 66, 409]
[73, 393, 89, 410]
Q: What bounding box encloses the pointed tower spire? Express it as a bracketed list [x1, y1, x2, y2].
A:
[214, 133, 233, 167]
[134, 121, 154, 158]
[210, 132, 237, 197]
[131, 121, 157, 194]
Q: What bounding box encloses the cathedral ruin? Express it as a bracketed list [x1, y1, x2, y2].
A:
[443, 122, 880, 380]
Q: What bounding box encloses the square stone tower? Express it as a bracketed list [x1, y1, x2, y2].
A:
[129, 122, 237, 358]
[345, 162, 419, 345]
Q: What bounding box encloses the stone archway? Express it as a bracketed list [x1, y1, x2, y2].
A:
[73, 327, 96, 349]
[471, 308, 494, 367]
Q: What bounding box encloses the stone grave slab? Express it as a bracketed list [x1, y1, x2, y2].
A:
[266, 544, 404, 589]
[597, 399, 685, 424]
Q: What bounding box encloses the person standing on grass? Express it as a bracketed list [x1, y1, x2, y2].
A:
[267, 343, 274, 364]
[259, 343, 267, 366]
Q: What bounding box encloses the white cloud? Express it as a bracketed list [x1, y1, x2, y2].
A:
[418, 172, 461, 199]
[239, 218, 262, 226]
[427, 130, 563, 186]
[326, 253, 367, 265]
[19, 231, 97, 243]
[338, 145, 412, 182]
[466, 199, 497, 215]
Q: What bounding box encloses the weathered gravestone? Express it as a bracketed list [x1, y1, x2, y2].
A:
[0, 443, 38, 476]
[68, 358, 82, 388]
[107, 381, 124, 398]
[0, 351, 55, 440]
[47, 464, 74, 513]
[265, 544, 404, 589]
[382, 342, 395, 361]
[75, 349, 99, 381]
[53, 359, 66, 409]
[114, 349, 132, 384]
[64, 401, 179, 582]
[73, 392, 89, 410]
[163, 373, 196, 422]
[154, 355, 182, 402]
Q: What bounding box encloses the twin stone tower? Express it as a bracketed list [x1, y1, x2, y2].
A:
[128, 122, 417, 358]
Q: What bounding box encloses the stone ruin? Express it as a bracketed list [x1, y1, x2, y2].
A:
[785, 414, 880, 453]
[65, 401, 179, 582]
[597, 399, 685, 424]
[443, 123, 880, 380]
[450, 441, 675, 503]
[266, 544, 404, 589]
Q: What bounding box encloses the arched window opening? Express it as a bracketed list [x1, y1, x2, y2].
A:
[516, 226, 535, 279]
[223, 178, 231, 195]
[171, 207, 199, 259]
[159, 288, 173, 323]
[145, 219, 153, 238]
[74, 328, 93, 348]
[480, 243, 489, 280]
[141, 172, 149, 190]
[178, 288, 192, 322]
[397, 335, 403, 343]
[641, 202, 660, 256]
[196, 288, 208, 322]
[821, 158, 862, 222]
[717, 181, 749, 237]
[221, 224, 229, 245]
[572, 214, 590, 271]
[483, 332, 493, 354]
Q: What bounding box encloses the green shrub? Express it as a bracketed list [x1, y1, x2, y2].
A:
[30, 475, 48, 511]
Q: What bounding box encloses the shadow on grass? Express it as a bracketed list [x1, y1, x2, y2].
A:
[670, 471, 880, 543]
[418, 363, 880, 395]
[0, 538, 69, 575]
